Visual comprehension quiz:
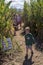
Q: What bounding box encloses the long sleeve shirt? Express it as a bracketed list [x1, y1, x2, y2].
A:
[25, 33, 35, 46]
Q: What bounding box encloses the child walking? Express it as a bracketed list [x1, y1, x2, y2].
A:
[25, 27, 35, 58]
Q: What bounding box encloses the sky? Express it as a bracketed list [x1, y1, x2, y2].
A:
[5, 0, 30, 9]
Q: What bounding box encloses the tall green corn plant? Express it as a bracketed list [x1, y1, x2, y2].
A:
[0, 0, 11, 36]
[0, 0, 12, 49]
[23, 1, 30, 27]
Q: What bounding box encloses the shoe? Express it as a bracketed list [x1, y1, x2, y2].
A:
[31, 51, 34, 55]
[31, 51, 34, 57]
[25, 54, 28, 59]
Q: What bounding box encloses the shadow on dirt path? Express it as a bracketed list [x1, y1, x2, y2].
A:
[23, 52, 34, 65]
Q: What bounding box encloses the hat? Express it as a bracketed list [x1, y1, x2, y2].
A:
[25, 27, 30, 30]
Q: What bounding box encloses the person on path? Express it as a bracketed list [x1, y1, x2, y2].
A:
[16, 14, 22, 29]
[25, 27, 35, 58]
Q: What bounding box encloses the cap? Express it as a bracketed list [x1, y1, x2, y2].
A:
[25, 27, 30, 30]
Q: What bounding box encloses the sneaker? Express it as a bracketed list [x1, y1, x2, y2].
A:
[31, 51, 34, 55]
[25, 54, 28, 59]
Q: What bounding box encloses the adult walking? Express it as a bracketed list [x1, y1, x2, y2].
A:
[16, 14, 22, 29]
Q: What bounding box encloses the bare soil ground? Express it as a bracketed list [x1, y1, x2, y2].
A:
[0, 30, 43, 65]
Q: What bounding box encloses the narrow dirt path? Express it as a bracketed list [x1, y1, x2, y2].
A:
[2, 29, 43, 65]
[12, 30, 43, 65]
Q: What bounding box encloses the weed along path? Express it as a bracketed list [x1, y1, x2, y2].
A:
[2, 29, 43, 65]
